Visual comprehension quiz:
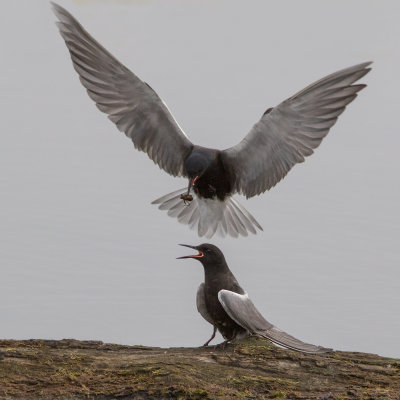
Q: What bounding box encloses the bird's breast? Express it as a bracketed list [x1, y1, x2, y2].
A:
[194, 164, 232, 200]
[203, 275, 246, 340]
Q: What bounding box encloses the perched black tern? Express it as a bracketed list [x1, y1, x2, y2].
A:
[178, 243, 332, 354]
[52, 3, 371, 238]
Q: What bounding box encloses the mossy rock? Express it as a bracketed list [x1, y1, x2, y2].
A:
[0, 337, 399, 399]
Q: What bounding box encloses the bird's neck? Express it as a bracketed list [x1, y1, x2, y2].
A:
[203, 262, 241, 294]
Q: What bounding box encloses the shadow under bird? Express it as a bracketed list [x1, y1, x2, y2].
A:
[52, 3, 371, 238]
[178, 244, 332, 354]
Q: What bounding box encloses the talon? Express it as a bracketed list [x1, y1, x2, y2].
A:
[215, 340, 230, 350]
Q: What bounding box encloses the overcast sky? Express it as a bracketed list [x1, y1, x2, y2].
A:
[1, 0, 399, 358]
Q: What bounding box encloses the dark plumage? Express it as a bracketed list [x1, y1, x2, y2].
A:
[52, 3, 371, 238]
[178, 243, 332, 354]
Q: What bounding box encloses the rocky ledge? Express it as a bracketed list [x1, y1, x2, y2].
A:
[0, 338, 399, 399]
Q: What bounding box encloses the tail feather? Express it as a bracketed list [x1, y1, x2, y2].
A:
[187, 207, 200, 229]
[176, 202, 194, 224]
[152, 188, 262, 238]
[225, 202, 245, 237]
[258, 326, 332, 354]
[231, 198, 263, 232]
[151, 188, 184, 205]
[230, 201, 255, 235]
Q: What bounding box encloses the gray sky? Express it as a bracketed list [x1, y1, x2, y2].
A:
[1, 0, 399, 357]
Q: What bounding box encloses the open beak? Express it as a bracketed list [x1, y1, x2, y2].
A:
[177, 244, 204, 259]
[186, 176, 199, 195]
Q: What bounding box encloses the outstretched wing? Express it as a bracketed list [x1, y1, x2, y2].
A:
[218, 290, 332, 354]
[52, 3, 193, 177]
[222, 62, 372, 198]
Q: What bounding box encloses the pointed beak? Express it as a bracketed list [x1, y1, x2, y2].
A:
[186, 176, 199, 195]
[177, 244, 204, 259]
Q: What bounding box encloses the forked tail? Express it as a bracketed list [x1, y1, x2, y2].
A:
[151, 188, 263, 238]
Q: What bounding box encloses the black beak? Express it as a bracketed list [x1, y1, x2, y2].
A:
[177, 244, 204, 259]
[186, 176, 199, 195]
[186, 179, 192, 196]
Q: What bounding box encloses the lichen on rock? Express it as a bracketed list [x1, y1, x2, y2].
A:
[0, 337, 399, 399]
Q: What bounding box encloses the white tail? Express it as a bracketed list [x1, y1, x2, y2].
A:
[152, 188, 263, 238]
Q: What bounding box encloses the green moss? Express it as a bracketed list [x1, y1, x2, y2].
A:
[270, 390, 287, 399]
[1, 339, 399, 400]
[190, 388, 209, 398]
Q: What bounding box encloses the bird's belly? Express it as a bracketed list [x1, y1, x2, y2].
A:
[194, 173, 231, 201]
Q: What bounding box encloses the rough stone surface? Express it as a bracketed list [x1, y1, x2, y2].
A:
[0, 338, 399, 399]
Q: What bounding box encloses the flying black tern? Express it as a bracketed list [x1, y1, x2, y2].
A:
[52, 3, 371, 238]
[178, 243, 332, 354]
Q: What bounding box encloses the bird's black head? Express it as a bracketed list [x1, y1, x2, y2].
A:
[185, 152, 214, 192]
[184, 152, 210, 180]
[183, 151, 214, 196]
[177, 243, 226, 267]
